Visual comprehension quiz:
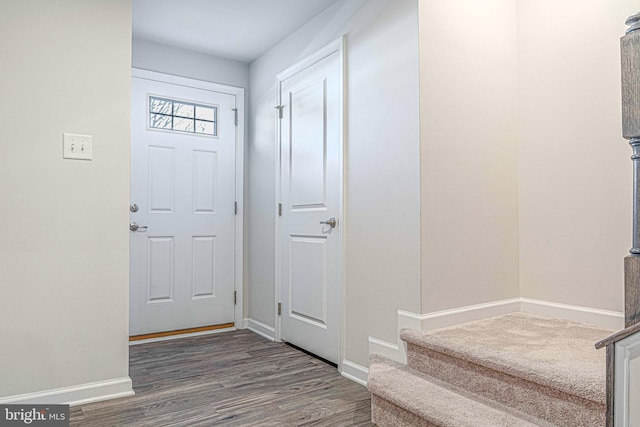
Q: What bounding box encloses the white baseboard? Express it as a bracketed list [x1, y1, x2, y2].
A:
[416, 298, 522, 332]
[379, 298, 522, 364]
[368, 337, 400, 362]
[246, 318, 276, 341]
[341, 359, 368, 386]
[520, 298, 624, 330]
[0, 377, 134, 406]
[369, 298, 624, 364]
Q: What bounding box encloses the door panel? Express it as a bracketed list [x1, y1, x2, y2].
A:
[148, 146, 175, 212]
[130, 76, 236, 336]
[279, 49, 342, 364]
[289, 78, 327, 209]
[289, 235, 327, 326]
[193, 150, 217, 213]
[148, 237, 174, 301]
[192, 236, 216, 298]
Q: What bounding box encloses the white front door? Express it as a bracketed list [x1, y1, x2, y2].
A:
[130, 73, 237, 336]
[277, 40, 343, 364]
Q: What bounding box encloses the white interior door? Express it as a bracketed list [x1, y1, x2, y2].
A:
[130, 74, 237, 336]
[278, 42, 343, 364]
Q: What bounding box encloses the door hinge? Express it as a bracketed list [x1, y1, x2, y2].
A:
[278, 203, 282, 217]
[234, 291, 237, 305]
[234, 201, 238, 215]
[277, 302, 282, 316]
[232, 108, 238, 126]
[275, 105, 284, 119]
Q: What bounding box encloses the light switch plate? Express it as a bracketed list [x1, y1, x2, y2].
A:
[63, 133, 92, 160]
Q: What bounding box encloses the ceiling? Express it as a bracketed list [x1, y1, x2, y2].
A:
[132, 0, 340, 63]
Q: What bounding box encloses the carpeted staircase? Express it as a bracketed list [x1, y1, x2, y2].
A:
[368, 312, 613, 426]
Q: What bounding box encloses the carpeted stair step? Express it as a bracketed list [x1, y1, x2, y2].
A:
[401, 312, 612, 426]
[368, 355, 551, 427]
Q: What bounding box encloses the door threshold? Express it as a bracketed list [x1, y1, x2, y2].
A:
[129, 323, 235, 345]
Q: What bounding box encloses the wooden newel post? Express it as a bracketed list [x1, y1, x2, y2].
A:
[622, 12, 640, 328]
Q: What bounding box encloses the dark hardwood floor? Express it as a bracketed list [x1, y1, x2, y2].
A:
[70, 330, 372, 426]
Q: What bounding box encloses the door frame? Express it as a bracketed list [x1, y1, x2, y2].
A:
[274, 37, 346, 369]
[130, 68, 245, 328]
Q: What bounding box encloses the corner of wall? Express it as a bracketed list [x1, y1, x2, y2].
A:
[367, 297, 624, 375]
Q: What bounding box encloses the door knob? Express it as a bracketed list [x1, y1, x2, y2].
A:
[319, 217, 337, 228]
[130, 222, 148, 232]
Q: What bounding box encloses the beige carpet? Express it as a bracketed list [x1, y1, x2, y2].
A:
[370, 312, 613, 426]
[401, 312, 611, 403]
[368, 355, 550, 427]
[372, 395, 438, 427]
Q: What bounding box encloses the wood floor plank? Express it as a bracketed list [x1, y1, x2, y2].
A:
[70, 330, 372, 426]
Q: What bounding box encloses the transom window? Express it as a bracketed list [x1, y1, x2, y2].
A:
[149, 96, 217, 136]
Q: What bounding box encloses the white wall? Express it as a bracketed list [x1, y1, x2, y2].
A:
[418, 0, 520, 312]
[0, 0, 132, 400]
[518, 0, 636, 311]
[132, 37, 249, 89]
[248, 0, 421, 367]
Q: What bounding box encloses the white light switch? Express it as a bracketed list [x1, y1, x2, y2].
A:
[63, 133, 92, 160]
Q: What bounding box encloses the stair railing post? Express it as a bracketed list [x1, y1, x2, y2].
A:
[632, 139, 640, 255]
[622, 12, 640, 329]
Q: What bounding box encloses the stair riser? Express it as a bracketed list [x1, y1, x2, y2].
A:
[372, 394, 438, 427]
[406, 343, 605, 427]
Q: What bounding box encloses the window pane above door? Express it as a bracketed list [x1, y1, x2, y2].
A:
[148, 95, 217, 137]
